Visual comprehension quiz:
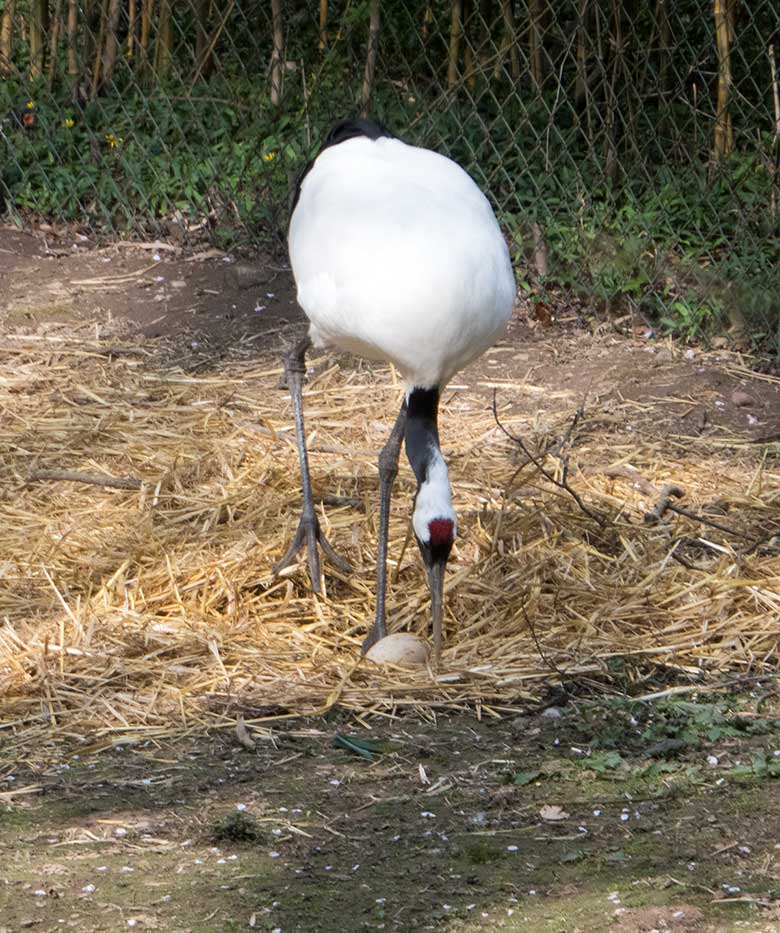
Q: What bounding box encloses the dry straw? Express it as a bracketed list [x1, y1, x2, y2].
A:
[1, 336, 778, 749]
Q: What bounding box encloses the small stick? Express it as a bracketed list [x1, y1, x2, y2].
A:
[28, 469, 144, 490]
[644, 484, 685, 523]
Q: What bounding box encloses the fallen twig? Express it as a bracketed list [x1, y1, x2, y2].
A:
[605, 464, 755, 542]
[493, 392, 607, 527]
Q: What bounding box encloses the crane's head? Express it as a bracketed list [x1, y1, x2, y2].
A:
[412, 453, 456, 664]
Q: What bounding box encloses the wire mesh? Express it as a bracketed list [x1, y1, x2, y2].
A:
[0, 1, 778, 351]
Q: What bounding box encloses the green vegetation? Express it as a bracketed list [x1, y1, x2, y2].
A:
[1, 1, 779, 348]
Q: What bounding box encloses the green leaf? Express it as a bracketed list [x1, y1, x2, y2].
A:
[332, 733, 387, 761]
[579, 751, 624, 773]
[512, 770, 542, 786]
[560, 849, 587, 863]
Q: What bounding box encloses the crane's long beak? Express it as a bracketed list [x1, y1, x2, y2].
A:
[427, 560, 446, 666]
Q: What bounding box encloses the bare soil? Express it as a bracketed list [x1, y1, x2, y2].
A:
[2, 226, 780, 933]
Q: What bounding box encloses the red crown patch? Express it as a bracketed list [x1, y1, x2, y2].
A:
[428, 518, 455, 548]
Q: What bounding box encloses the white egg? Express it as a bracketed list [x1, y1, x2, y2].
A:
[364, 632, 430, 668]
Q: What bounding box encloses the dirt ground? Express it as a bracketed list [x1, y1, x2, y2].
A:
[2, 225, 780, 933]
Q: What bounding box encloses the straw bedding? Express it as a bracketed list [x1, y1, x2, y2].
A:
[1, 336, 778, 747]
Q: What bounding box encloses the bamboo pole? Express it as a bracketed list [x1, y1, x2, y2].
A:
[0, 0, 16, 76]
[768, 44, 780, 219]
[155, 0, 173, 78]
[448, 0, 462, 90]
[191, 0, 234, 85]
[529, 0, 543, 93]
[66, 0, 78, 76]
[770, 44, 780, 143]
[127, 0, 136, 60]
[497, 0, 519, 80]
[361, 0, 381, 114]
[575, 0, 593, 146]
[47, 0, 63, 88]
[463, 0, 476, 90]
[101, 0, 122, 87]
[713, 0, 734, 162]
[575, 0, 588, 102]
[90, 0, 107, 97]
[193, 0, 210, 78]
[656, 0, 670, 95]
[603, 0, 622, 181]
[29, 0, 46, 79]
[270, 0, 284, 106]
[138, 0, 154, 74]
[319, 0, 327, 50]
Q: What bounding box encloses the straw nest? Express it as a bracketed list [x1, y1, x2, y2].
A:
[1, 335, 778, 749]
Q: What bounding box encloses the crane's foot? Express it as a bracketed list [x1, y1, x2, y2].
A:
[273, 510, 352, 593]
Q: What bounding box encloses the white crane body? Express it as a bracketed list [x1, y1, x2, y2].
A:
[289, 135, 515, 391]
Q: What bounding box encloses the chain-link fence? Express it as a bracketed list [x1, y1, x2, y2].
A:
[1, 1, 779, 352]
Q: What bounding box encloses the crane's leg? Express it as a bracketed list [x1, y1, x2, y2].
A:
[361, 401, 407, 654]
[274, 336, 352, 591]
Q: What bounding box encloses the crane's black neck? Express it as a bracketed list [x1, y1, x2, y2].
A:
[405, 387, 441, 486]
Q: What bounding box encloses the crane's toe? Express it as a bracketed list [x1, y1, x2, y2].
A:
[273, 511, 352, 593]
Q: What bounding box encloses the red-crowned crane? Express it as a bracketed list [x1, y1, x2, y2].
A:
[274, 118, 516, 664]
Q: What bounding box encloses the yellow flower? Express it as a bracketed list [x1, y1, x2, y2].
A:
[104, 133, 123, 149]
[263, 151, 277, 162]
[63, 118, 75, 129]
[26, 100, 35, 110]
